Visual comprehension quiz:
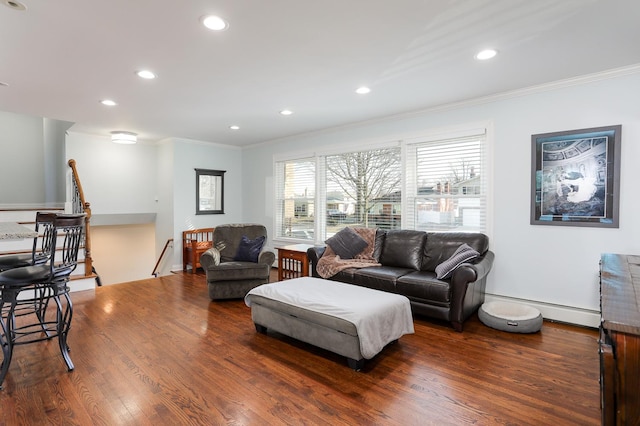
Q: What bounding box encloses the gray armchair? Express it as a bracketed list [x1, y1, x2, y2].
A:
[200, 224, 275, 300]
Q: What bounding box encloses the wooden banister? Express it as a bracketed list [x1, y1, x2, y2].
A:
[68, 159, 94, 279]
[152, 238, 174, 277]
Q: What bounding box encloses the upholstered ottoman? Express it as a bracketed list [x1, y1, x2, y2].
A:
[478, 301, 543, 333]
[244, 277, 414, 370]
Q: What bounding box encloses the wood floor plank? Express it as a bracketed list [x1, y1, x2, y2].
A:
[0, 271, 600, 425]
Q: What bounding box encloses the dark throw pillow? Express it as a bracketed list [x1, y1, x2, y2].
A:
[325, 227, 368, 259]
[435, 243, 480, 279]
[234, 235, 266, 263]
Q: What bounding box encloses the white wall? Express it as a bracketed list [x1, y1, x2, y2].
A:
[65, 132, 160, 282]
[241, 69, 640, 326]
[169, 138, 244, 270]
[154, 138, 175, 276]
[91, 224, 156, 285]
[43, 118, 74, 205]
[0, 111, 45, 205]
[0, 112, 73, 206]
[64, 133, 245, 279]
[65, 132, 158, 216]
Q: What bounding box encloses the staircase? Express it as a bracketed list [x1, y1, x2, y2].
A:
[0, 160, 99, 292]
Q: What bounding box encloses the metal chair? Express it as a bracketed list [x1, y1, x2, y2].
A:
[0, 212, 57, 272]
[0, 213, 85, 389]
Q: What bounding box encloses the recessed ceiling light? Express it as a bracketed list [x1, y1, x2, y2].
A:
[136, 70, 156, 79]
[475, 49, 497, 60]
[3, 1, 26, 11]
[202, 15, 229, 31]
[100, 99, 117, 106]
[229, 125, 240, 130]
[111, 131, 137, 144]
[355, 87, 371, 94]
[280, 109, 293, 116]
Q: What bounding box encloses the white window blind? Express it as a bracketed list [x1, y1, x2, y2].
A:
[405, 132, 487, 232]
[274, 157, 316, 240]
[322, 147, 401, 236]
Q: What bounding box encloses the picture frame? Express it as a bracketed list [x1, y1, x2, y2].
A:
[196, 168, 225, 215]
[530, 125, 621, 227]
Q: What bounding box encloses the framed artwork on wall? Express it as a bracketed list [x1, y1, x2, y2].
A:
[196, 168, 225, 215]
[530, 125, 621, 227]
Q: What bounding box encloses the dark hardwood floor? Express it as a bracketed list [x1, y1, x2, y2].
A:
[0, 270, 601, 425]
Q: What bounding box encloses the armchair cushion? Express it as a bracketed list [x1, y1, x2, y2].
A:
[234, 235, 266, 263]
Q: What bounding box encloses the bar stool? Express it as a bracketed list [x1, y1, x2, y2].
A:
[0, 212, 57, 272]
[0, 213, 85, 389]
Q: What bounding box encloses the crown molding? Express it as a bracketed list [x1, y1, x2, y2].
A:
[256, 63, 640, 148]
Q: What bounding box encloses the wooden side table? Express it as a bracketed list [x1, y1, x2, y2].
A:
[277, 244, 313, 281]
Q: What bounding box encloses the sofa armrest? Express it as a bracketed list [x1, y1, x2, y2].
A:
[200, 248, 221, 269]
[307, 246, 326, 278]
[258, 250, 276, 268]
[449, 250, 495, 330]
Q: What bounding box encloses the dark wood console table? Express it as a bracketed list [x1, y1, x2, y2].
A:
[599, 253, 640, 425]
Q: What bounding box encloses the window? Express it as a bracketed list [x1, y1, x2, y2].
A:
[274, 126, 488, 241]
[275, 158, 315, 240]
[323, 147, 401, 235]
[405, 131, 487, 232]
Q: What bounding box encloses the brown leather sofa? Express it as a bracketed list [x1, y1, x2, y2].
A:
[307, 230, 494, 332]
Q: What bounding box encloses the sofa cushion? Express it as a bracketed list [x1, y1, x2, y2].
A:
[353, 266, 411, 292]
[421, 232, 488, 272]
[325, 227, 368, 259]
[397, 271, 451, 305]
[329, 267, 359, 284]
[234, 235, 266, 262]
[372, 229, 386, 262]
[435, 243, 480, 279]
[379, 230, 426, 270]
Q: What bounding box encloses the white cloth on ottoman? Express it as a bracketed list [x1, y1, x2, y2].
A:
[245, 277, 414, 359]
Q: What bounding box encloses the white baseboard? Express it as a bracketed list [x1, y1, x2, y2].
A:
[69, 277, 98, 292]
[484, 294, 600, 329]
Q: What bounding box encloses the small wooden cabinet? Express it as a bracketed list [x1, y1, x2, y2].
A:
[599, 253, 640, 425]
[182, 228, 214, 273]
[277, 244, 313, 281]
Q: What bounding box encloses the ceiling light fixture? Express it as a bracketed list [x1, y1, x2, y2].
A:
[202, 15, 229, 31]
[3, 1, 26, 11]
[475, 49, 498, 60]
[100, 99, 117, 106]
[111, 131, 137, 144]
[136, 70, 156, 79]
[280, 109, 293, 116]
[229, 125, 240, 130]
[355, 86, 371, 94]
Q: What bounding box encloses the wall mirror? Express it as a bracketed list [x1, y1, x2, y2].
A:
[196, 168, 225, 215]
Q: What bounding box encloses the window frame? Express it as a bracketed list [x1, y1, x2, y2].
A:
[272, 123, 492, 245]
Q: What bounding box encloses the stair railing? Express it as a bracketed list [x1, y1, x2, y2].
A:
[152, 238, 174, 277]
[67, 159, 97, 282]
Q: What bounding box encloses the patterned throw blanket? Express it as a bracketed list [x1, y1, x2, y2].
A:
[316, 227, 381, 279]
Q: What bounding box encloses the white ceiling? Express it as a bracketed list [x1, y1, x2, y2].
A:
[1, 0, 639, 147]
